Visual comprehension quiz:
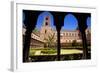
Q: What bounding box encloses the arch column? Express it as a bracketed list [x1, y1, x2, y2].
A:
[51, 12, 66, 61]
[73, 13, 91, 59]
[23, 10, 42, 62]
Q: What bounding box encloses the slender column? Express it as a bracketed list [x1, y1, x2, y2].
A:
[51, 12, 66, 61]
[57, 29, 61, 61]
[81, 31, 88, 59]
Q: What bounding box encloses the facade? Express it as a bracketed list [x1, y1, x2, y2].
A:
[23, 27, 44, 48]
[40, 16, 82, 44]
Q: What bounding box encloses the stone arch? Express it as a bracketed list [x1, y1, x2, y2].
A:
[72, 13, 91, 59]
[62, 13, 91, 59]
[36, 12, 56, 48]
[63, 13, 78, 30]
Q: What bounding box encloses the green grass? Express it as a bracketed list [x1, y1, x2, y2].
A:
[41, 49, 57, 54]
[29, 48, 57, 56]
[61, 49, 83, 55]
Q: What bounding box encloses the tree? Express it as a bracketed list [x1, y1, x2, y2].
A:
[44, 33, 55, 48]
[33, 28, 39, 33]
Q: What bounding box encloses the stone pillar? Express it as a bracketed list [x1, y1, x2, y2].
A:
[51, 12, 66, 61]
[74, 13, 90, 59]
[23, 10, 42, 62]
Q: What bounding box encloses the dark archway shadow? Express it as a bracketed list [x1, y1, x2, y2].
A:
[73, 13, 91, 59]
[23, 10, 43, 62]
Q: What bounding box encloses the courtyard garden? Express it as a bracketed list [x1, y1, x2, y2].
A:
[29, 48, 83, 56]
[28, 48, 86, 62]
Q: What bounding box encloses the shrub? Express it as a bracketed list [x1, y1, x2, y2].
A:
[41, 49, 57, 54]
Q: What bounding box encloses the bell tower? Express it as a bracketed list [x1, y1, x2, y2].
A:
[40, 16, 53, 41]
[43, 16, 50, 26]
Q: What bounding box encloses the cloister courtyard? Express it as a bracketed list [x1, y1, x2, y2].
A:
[23, 10, 91, 62]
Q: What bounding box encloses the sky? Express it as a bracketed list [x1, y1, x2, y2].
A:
[63, 14, 78, 30]
[23, 11, 91, 30]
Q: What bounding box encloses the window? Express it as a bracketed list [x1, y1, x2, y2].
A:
[75, 33, 77, 37]
[69, 33, 71, 36]
[46, 17, 48, 20]
[72, 33, 74, 36]
[66, 33, 68, 36]
[45, 30, 47, 34]
[45, 22, 48, 26]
